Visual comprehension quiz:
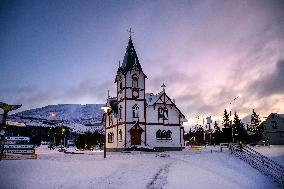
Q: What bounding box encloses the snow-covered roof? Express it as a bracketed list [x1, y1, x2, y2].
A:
[145, 92, 163, 106]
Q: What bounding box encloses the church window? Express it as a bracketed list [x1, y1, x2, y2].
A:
[132, 104, 139, 118]
[161, 130, 167, 139]
[108, 132, 114, 143]
[120, 82, 123, 90]
[158, 107, 164, 119]
[119, 129, 123, 141]
[163, 107, 168, 120]
[166, 130, 172, 140]
[119, 105, 122, 119]
[158, 107, 168, 120]
[156, 129, 161, 139]
[132, 74, 138, 88]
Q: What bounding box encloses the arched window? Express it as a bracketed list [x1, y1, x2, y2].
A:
[166, 130, 172, 140]
[158, 107, 168, 120]
[163, 107, 168, 120]
[161, 130, 167, 139]
[119, 129, 122, 141]
[132, 104, 139, 118]
[158, 107, 164, 119]
[132, 74, 138, 88]
[119, 105, 122, 119]
[120, 82, 123, 90]
[108, 133, 111, 143]
[156, 129, 161, 139]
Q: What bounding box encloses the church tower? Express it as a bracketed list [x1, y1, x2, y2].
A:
[115, 35, 147, 147]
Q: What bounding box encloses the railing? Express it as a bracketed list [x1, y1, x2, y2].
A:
[229, 143, 284, 188]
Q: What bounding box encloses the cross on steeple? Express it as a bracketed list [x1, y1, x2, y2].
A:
[127, 28, 134, 38]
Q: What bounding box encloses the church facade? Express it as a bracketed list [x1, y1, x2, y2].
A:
[104, 36, 187, 151]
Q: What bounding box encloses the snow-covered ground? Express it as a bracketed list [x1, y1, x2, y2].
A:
[252, 145, 284, 166]
[0, 146, 281, 189]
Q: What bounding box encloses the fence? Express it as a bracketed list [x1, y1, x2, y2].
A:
[229, 143, 284, 188]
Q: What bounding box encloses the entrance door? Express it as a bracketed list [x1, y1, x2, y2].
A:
[130, 125, 143, 145]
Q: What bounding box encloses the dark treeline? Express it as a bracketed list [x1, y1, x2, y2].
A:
[184, 109, 264, 145]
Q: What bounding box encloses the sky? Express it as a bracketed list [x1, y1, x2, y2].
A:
[1, 0, 284, 128]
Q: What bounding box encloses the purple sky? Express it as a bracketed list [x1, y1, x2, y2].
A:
[1, 0, 284, 127]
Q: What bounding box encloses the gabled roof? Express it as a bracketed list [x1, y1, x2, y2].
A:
[117, 36, 142, 74]
[146, 91, 187, 121]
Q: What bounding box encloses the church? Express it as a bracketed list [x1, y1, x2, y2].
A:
[104, 35, 187, 151]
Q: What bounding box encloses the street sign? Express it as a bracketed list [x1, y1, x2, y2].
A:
[5, 136, 30, 141]
[2, 154, 37, 160]
[4, 144, 34, 149]
[4, 149, 35, 154]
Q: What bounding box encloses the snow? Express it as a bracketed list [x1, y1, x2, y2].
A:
[252, 145, 284, 166]
[0, 146, 281, 189]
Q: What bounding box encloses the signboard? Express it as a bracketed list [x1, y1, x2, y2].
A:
[5, 136, 30, 141]
[4, 144, 34, 149]
[4, 149, 35, 154]
[6, 120, 26, 127]
[2, 154, 37, 160]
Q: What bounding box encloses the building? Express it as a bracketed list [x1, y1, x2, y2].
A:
[103, 35, 187, 151]
[263, 113, 284, 145]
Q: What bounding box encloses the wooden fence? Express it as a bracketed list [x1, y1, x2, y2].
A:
[229, 143, 284, 188]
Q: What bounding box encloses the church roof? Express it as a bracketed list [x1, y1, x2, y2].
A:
[118, 36, 142, 74]
[146, 91, 187, 121]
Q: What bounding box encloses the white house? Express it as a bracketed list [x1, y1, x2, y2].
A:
[103, 36, 187, 151]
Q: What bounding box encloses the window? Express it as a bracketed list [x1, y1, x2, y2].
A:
[119, 129, 123, 141]
[166, 130, 172, 140]
[158, 107, 164, 119]
[156, 130, 172, 141]
[132, 74, 138, 88]
[119, 105, 122, 119]
[156, 130, 161, 139]
[271, 121, 277, 129]
[161, 130, 167, 139]
[120, 82, 123, 90]
[163, 107, 168, 120]
[108, 132, 114, 143]
[132, 104, 139, 118]
[158, 107, 168, 120]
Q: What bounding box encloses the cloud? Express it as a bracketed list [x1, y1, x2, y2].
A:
[249, 59, 284, 98]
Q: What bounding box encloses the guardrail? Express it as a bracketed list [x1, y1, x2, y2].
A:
[229, 143, 284, 188]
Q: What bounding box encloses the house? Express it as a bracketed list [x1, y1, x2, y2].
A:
[263, 113, 284, 145]
[103, 35, 187, 151]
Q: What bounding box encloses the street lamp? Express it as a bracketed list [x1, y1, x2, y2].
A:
[101, 106, 111, 158]
[228, 94, 242, 143]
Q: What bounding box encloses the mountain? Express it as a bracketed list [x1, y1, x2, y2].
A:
[8, 104, 105, 134]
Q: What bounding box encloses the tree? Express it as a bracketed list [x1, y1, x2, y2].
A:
[249, 109, 262, 143]
[213, 121, 221, 145]
[222, 109, 230, 128]
[232, 112, 246, 142]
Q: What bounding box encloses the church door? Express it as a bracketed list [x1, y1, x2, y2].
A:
[130, 125, 143, 145]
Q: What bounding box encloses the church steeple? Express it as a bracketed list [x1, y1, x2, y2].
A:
[118, 35, 142, 74]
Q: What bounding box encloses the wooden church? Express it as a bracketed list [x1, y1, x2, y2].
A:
[103, 35, 187, 151]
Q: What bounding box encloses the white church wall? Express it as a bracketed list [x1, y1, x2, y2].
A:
[146, 125, 181, 148]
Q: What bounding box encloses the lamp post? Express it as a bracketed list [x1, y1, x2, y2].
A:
[228, 94, 242, 143]
[0, 102, 22, 161]
[101, 106, 111, 158]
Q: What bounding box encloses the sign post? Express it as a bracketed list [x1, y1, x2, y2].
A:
[0, 102, 22, 161]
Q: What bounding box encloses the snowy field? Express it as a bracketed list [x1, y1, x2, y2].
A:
[0, 146, 281, 189]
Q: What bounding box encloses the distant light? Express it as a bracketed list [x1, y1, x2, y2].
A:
[50, 112, 56, 118]
[238, 94, 242, 98]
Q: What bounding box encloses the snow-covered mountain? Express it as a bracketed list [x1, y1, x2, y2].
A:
[9, 104, 105, 134]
